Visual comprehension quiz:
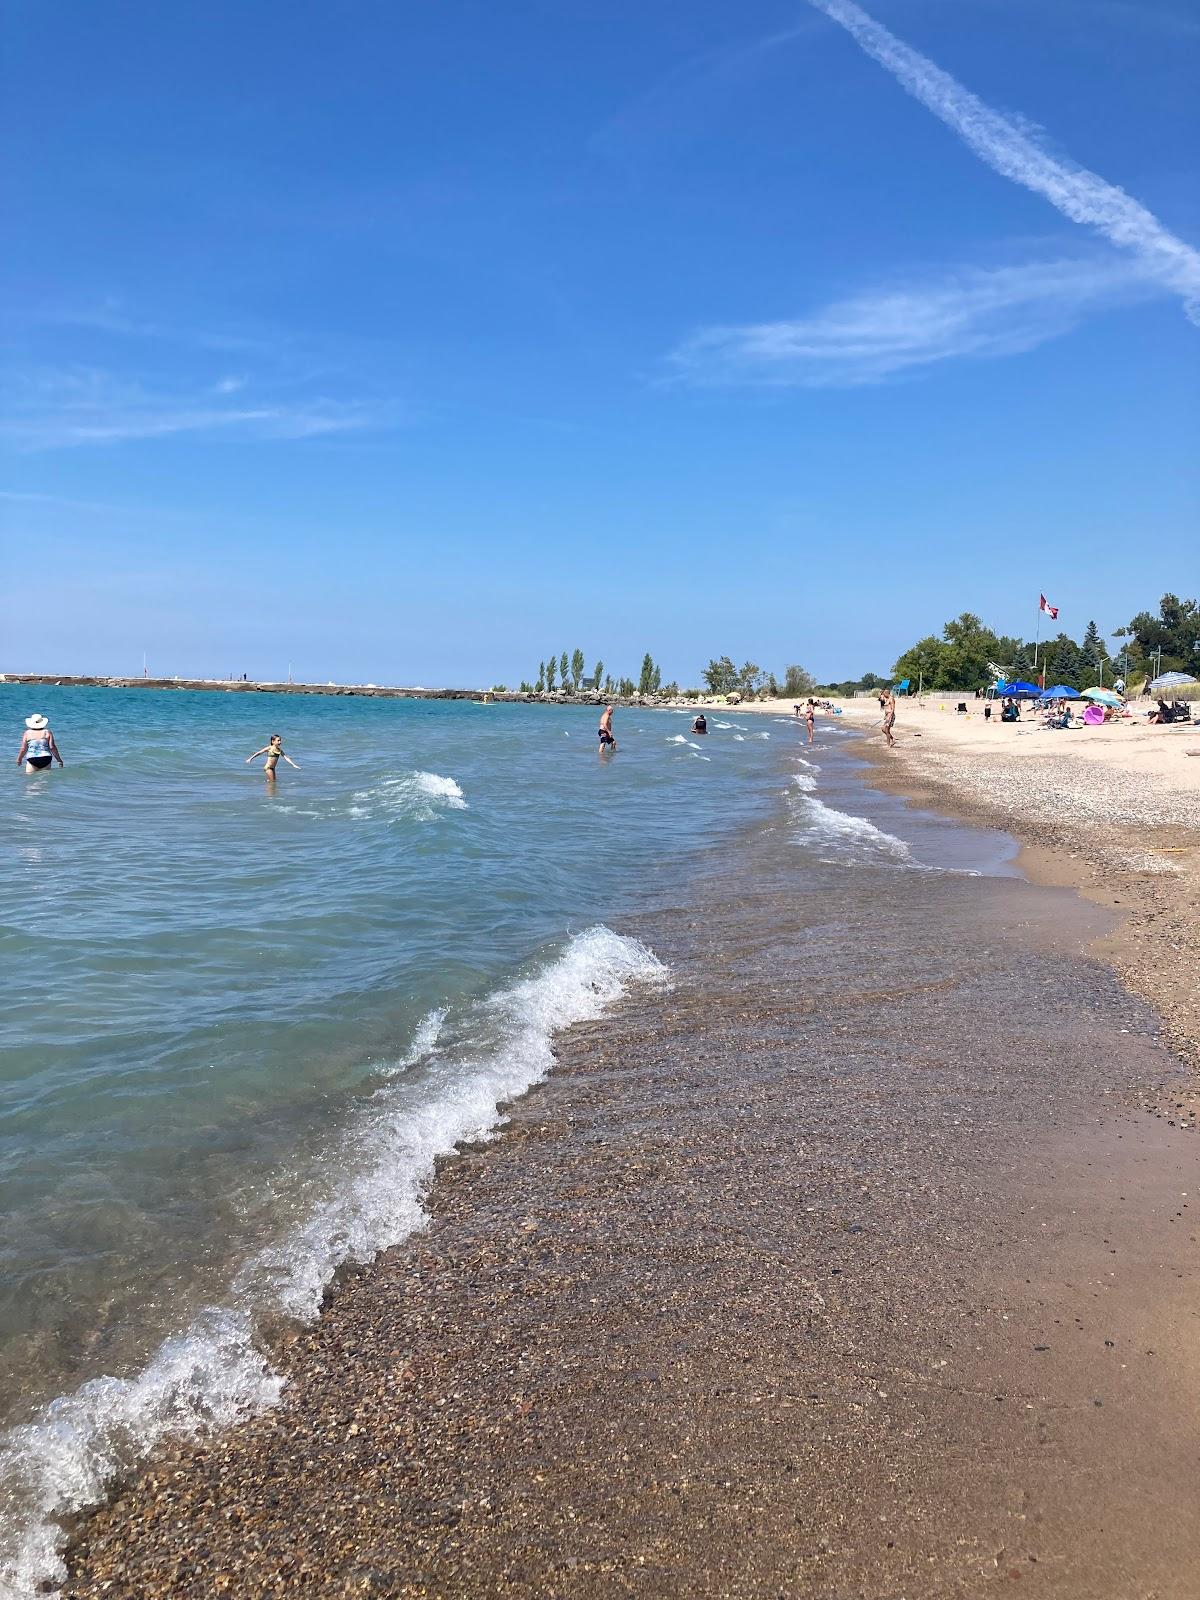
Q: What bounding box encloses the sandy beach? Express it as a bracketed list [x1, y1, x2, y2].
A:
[59, 714, 1200, 1599]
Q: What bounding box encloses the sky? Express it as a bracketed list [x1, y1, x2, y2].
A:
[3, 0, 1198, 686]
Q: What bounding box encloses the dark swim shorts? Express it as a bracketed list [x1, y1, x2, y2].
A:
[598, 729, 614, 745]
[27, 755, 52, 770]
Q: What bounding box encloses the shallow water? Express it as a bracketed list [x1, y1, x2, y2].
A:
[0, 689, 1014, 1596]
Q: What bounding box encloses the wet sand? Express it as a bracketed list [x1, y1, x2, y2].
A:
[62, 792, 1200, 1598]
[852, 727, 1200, 1079]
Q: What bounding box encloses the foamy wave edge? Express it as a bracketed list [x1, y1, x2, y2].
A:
[0, 926, 666, 1600]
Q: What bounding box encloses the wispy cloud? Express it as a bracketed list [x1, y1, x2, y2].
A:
[1, 368, 379, 450]
[805, 0, 1200, 322]
[667, 256, 1157, 387]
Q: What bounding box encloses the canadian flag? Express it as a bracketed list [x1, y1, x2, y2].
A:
[1039, 594, 1059, 620]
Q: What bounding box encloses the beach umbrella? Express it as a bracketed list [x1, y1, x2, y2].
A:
[1148, 671, 1198, 692]
[1039, 685, 1080, 699]
[1081, 687, 1121, 707]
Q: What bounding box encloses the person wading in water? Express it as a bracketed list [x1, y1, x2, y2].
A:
[246, 734, 300, 781]
[16, 714, 64, 774]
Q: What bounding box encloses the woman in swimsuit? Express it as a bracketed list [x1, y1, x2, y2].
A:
[804, 699, 816, 745]
[246, 734, 300, 780]
[16, 714, 64, 774]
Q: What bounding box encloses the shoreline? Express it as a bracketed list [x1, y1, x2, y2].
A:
[58, 733, 1200, 1598]
[844, 711, 1200, 1079]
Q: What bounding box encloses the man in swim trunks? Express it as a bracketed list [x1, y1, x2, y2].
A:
[597, 705, 616, 752]
[16, 713, 64, 773]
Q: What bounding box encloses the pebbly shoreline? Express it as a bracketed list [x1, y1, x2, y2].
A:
[60, 754, 1200, 1599]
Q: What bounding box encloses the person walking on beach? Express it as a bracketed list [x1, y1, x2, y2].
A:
[597, 704, 617, 753]
[16, 714, 64, 773]
[246, 734, 300, 781]
[880, 689, 897, 748]
[804, 699, 816, 745]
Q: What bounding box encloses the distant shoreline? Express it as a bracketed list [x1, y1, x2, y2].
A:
[0, 674, 597, 705]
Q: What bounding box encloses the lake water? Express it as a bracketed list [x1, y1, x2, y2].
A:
[0, 687, 1012, 1595]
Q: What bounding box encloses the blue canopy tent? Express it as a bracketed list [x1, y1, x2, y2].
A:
[995, 680, 1041, 697]
[1039, 685, 1080, 699]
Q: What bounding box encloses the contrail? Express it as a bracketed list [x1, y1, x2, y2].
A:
[806, 0, 1200, 322]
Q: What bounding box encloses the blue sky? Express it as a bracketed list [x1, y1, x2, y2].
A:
[3, 0, 1197, 685]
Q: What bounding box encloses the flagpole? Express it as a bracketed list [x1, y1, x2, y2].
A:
[1033, 602, 1041, 674]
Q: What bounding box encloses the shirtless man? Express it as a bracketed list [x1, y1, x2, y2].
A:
[597, 704, 617, 753]
[880, 689, 897, 748]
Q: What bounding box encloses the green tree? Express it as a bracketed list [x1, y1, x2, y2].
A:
[736, 661, 763, 698]
[603, 673, 614, 697]
[637, 653, 653, 695]
[619, 676, 635, 698]
[559, 651, 570, 692]
[1044, 632, 1083, 689]
[593, 659, 604, 691]
[891, 635, 946, 690]
[1117, 593, 1199, 674]
[1080, 620, 1110, 682]
[702, 656, 737, 695]
[546, 655, 557, 691]
[782, 664, 815, 698]
[535, 661, 545, 693]
[571, 648, 585, 691]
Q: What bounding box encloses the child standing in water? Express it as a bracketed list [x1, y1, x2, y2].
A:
[246, 734, 300, 780]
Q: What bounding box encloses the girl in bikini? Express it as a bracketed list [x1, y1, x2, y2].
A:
[246, 734, 300, 780]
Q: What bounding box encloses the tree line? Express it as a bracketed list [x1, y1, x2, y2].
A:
[869, 593, 1197, 694]
[518, 651, 676, 699]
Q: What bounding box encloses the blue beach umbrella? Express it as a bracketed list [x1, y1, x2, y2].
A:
[1039, 685, 1080, 699]
[1149, 671, 1198, 692]
[997, 679, 1041, 696]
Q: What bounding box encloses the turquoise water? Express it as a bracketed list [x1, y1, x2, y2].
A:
[0, 687, 1010, 1593]
[1, 689, 785, 1411]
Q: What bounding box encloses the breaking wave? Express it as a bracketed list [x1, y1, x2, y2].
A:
[0, 928, 666, 1599]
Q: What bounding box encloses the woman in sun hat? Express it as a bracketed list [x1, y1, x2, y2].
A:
[16, 714, 64, 774]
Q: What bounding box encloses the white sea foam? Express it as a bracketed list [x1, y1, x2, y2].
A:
[732, 734, 746, 741]
[349, 770, 467, 823]
[750, 731, 770, 740]
[666, 734, 689, 744]
[791, 772, 817, 791]
[0, 927, 665, 1600]
[792, 795, 913, 864]
[792, 757, 820, 771]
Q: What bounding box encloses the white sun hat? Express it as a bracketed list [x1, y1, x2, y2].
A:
[25, 714, 48, 729]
